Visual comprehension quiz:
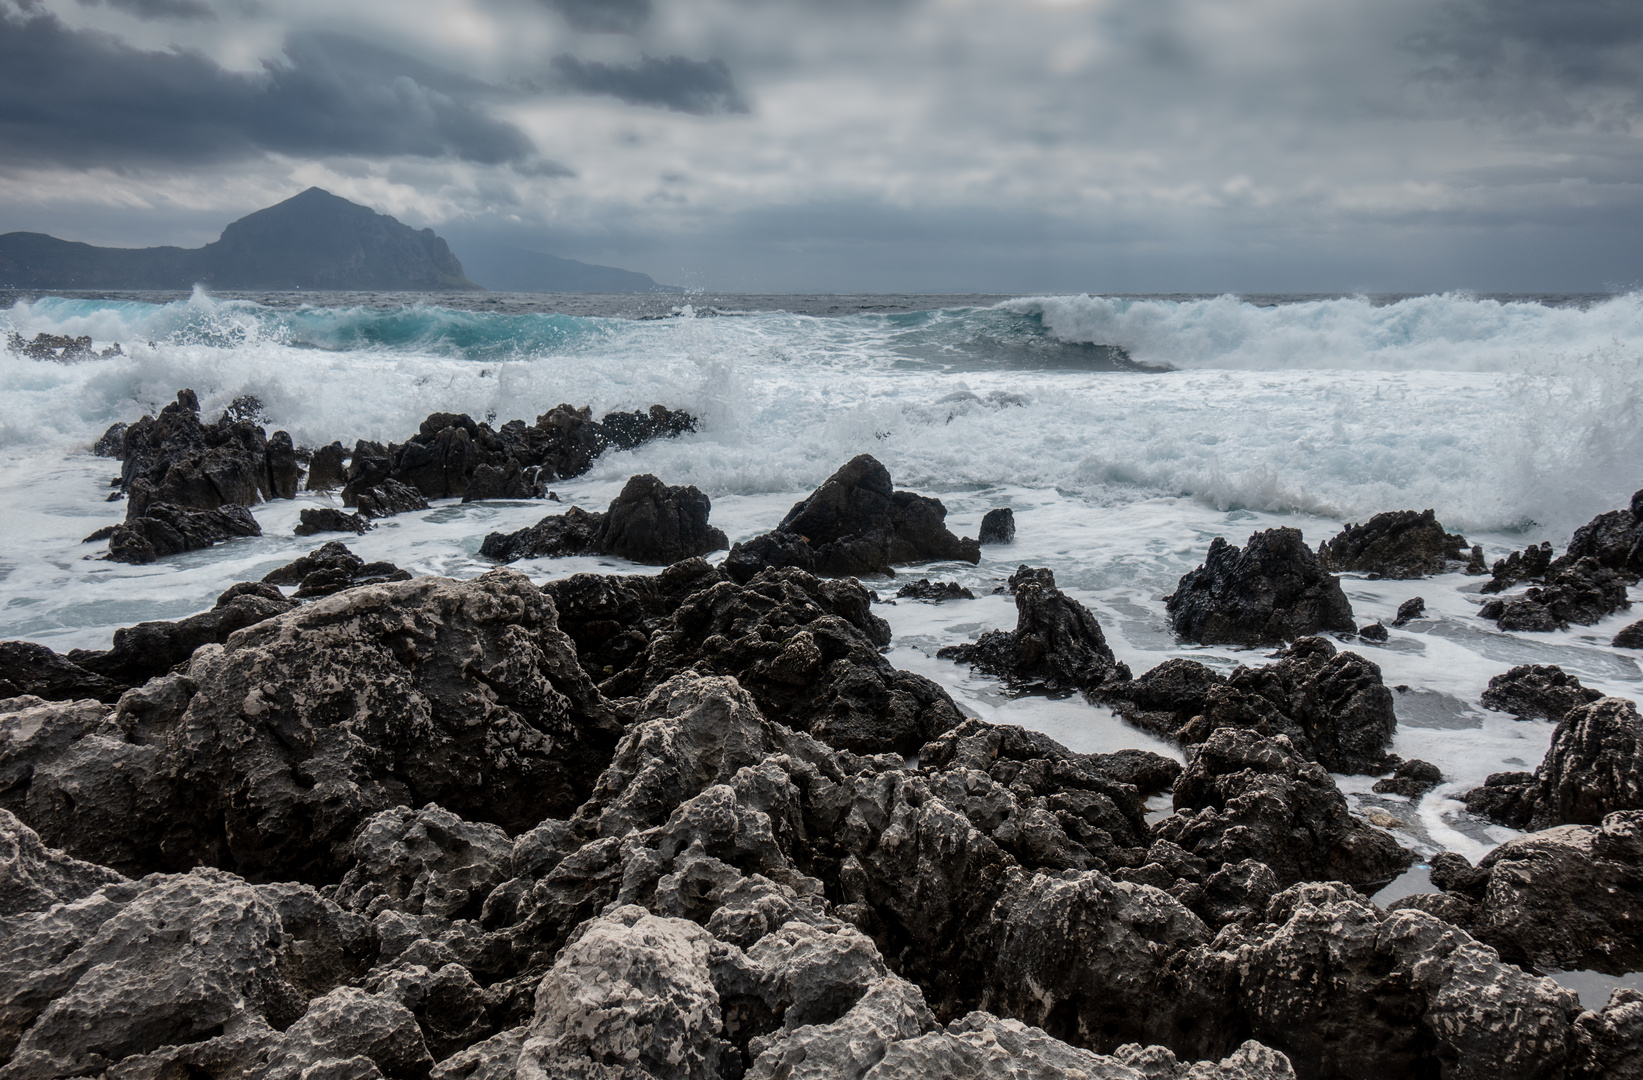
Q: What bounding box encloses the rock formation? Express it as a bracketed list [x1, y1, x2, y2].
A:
[724, 455, 980, 581]
[1466, 695, 1643, 830]
[1317, 509, 1470, 578]
[482, 474, 728, 566]
[1166, 528, 1355, 646]
[938, 566, 1130, 692]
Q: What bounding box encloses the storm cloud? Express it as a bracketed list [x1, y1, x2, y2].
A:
[538, 0, 651, 34]
[548, 54, 748, 114]
[0, 12, 537, 166]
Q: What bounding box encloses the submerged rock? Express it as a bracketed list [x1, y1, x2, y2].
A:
[261, 541, 412, 598]
[1481, 664, 1604, 722]
[978, 507, 1016, 545]
[723, 455, 980, 581]
[938, 566, 1129, 692]
[895, 579, 975, 602]
[1317, 509, 1469, 579]
[293, 506, 371, 536]
[1166, 528, 1355, 646]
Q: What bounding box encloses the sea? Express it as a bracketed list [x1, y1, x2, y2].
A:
[3, 286, 1642, 997]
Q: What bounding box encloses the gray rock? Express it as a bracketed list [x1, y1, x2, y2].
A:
[938, 566, 1130, 692]
[258, 986, 434, 1080]
[296, 507, 372, 536]
[1529, 695, 1643, 829]
[1165, 528, 1355, 646]
[0, 808, 125, 918]
[430, 1027, 525, 1080]
[1480, 663, 1604, 722]
[1316, 509, 1469, 579]
[334, 804, 512, 921]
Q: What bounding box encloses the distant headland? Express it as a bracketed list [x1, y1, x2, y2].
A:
[0, 188, 678, 294]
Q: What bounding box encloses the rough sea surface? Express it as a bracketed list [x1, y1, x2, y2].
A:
[4, 288, 1642, 1002]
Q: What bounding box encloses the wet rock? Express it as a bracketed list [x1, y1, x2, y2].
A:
[1615, 620, 1643, 649]
[1166, 528, 1355, 646]
[66, 581, 297, 687]
[1317, 509, 1469, 579]
[460, 459, 536, 502]
[306, 441, 348, 491]
[1477, 556, 1630, 631]
[481, 475, 727, 566]
[977, 507, 1015, 545]
[1529, 696, 1643, 829]
[1460, 810, 1643, 974]
[351, 478, 432, 520]
[105, 500, 261, 564]
[1464, 771, 1538, 830]
[724, 455, 980, 582]
[478, 504, 604, 562]
[92, 422, 127, 458]
[1563, 491, 1643, 575]
[1357, 621, 1388, 642]
[894, 579, 975, 602]
[267, 430, 301, 499]
[1481, 541, 1555, 594]
[0, 641, 125, 703]
[295, 506, 372, 536]
[262, 542, 412, 599]
[1156, 728, 1412, 891]
[112, 389, 301, 517]
[1481, 664, 1604, 722]
[1371, 758, 1443, 798]
[938, 566, 1129, 692]
[1391, 597, 1425, 627]
[394, 415, 481, 500]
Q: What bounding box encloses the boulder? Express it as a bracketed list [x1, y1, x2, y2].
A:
[977, 507, 1015, 545]
[1166, 529, 1355, 646]
[1391, 597, 1425, 626]
[1615, 620, 1643, 649]
[1563, 491, 1643, 575]
[1481, 541, 1556, 594]
[0, 642, 125, 703]
[351, 478, 431, 520]
[261, 542, 412, 599]
[1480, 664, 1604, 722]
[1371, 758, 1443, 798]
[1156, 728, 1412, 890]
[65, 581, 297, 688]
[0, 808, 126, 918]
[481, 475, 727, 566]
[1357, 621, 1388, 642]
[938, 566, 1129, 692]
[1529, 696, 1643, 829]
[723, 455, 979, 581]
[104, 500, 261, 564]
[295, 507, 372, 536]
[1316, 509, 1469, 578]
[333, 804, 512, 921]
[1478, 557, 1630, 631]
[305, 441, 348, 491]
[460, 459, 538, 502]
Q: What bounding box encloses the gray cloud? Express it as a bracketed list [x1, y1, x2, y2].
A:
[0, 13, 541, 166]
[76, 0, 214, 19]
[548, 54, 748, 114]
[538, 0, 651, 33]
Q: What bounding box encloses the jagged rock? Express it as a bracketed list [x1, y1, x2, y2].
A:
[0, 642, 124, 703]
[1165, 528, 1355, 646]
[1371, 758, 1442, 798]
[724, 455, 979, 582]
[1574, 989, 1643, 1080]
[1481, 664, 1604, 721]
[1464, 771, 1538, 829]
[0, 808, 125, 917]
[1391, 597, 1425, 626]
[1529, 696, 1643, 829]
[1616, 620, 1643, 649]
[66, 581, 297, 688]
[116, 390, 284, 515]
[296, 507, 372, 536]
[461, 459, 536, 502]
[92, 421, 127, 458]
[258, 986, 434, 1080]
[894, 579, 974, 602]
[262, 542, 412, 598]
[1563, 490, 1643, 575]
[394, 415, 481, 500]
[306, 441, 348, 490]
[1317, 509, 1469, 578]
[105, 500, 261, 564]
[478, 505, 604, 562]
[977, 508, 1015, 545]
[1357, 621, 1388, 642]
[482, 475, 727, 565]
[1109, 638, 1397, 776]
[430, 1027, 525, 1080]
[334, 804, 512, 921]
[1478, 556, 1630, 631]
[351, 478, 431, 520]
[1156, 728, 1412, 890]
[267, 430, 301, 499]
[1423, 811, 1643, 975]
[1481, 541, 1555, 594]
[938, 567, 1129, 692]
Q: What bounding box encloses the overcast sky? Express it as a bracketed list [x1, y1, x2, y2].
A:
[1, 0, 1640, 292]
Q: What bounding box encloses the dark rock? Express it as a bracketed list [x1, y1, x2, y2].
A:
[333, 804, 512, 922]
[0, 641, 125, 703]
[724, 455, 980, 581]
[1615, 620, 1643, 649]
[1391, 596, 1425, 626]
[294, 507, 372, 536]
[393, 417, 479, 499]
[1465, 544, 1489, 574]
[350, 478, 431, 519]
[978, 507, 1016, 545]
[1371, 758, 1443, 798]
[1155, 727, 1413, 891]
[92, 422, 127, 458]
[1463, 810, 1643, 974]
[261, 541, 412, 598]
[938, 566, 1128, 693]
[1464, 771, 1539, 830]
[1481, 664, 1604, 721]
[1317, 509, 1469, 578]
[481, 475, 727, 566]
[1481, 541, 1556, 594]
[460, 458, 537, 502]
[1477, 556, 1630, 631]
[1564, 493, 1643, 575]
[1103, 658, 1226, 738]
[114, 390, 300, 518]
[1166, 528, 1355, 646]
[0, 807, 126, 917]
[267, 430, 301, 499]
[895, 579, 975, 602]
[66, 582, 298, 687]
[1529, 696, 1643, 829]
[305, 441, 348, 491]
[1358, 621, 1388, 641]
[105, 501, 261, 564]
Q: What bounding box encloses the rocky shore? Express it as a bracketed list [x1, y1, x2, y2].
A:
[1, 404, 1641, 1079]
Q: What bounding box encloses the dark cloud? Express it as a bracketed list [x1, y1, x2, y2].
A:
[76, 0, 215, 20]
[538, 0, 651, 33]
[549, 54, 749, 114]
[0, 13, 540, 166]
